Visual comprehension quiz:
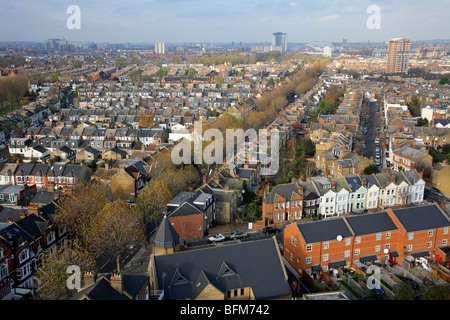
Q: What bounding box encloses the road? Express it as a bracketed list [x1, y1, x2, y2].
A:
[424, 186, 450, 205]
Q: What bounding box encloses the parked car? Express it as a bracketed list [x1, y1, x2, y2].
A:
[429, 187, 444, 197]
[208, 234, 225, 242]
[262, 227, 280, 234]
[229, 231, 248, 239]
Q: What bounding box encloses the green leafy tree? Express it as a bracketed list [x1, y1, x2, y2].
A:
[363, 164, 377, 175]
[416, 117, 429, 127]
[34, 240, 96, 300]
[439, 76, 449, 85]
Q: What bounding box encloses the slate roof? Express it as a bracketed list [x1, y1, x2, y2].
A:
[153, 214, 180, 249]
[391, 204, 450, 232]
[296, 218, 354, 243]
[72, 274, 149, 300]
[345, 211, 398, 236]
[153, 237, 291, 300]
[263, 181, 301, 203]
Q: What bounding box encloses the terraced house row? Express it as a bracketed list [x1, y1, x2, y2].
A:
[262, 169, 425, 225]
[283, 203, 450, 276]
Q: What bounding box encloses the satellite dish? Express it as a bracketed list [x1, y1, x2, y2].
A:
[383, 248, 389, 254]
[336, 235, 343, 242]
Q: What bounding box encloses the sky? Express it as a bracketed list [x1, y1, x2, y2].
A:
[0, 0, 449, 44]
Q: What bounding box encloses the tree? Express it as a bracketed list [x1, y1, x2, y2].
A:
[245, 112, 267, 130]
[407, 97, 421, 117]
[394, 281, 415, 300]
[214, 75, 224, 86]
[49, 71, 60, 83]
[34, 240, 96, 300]
[72, 60, 82, 68]
[421, 285, 450, 300]
[136, 180, 173, 225]
[56, 182, 109, 246]
[88, 199, 145, 274]
[363, 164, 377, 175]
[416, 117, 429, 127]
[439, 76, 449, 85]
[300, 138, 316, 157]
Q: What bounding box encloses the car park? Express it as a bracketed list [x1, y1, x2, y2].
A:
[208, 234, 225, 242]
[262, 227, 280, 234]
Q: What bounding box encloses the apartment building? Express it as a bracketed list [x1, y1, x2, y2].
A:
[283, 203, 450, 276]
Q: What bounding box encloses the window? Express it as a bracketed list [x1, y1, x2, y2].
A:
[323, 242, 329, 249]
[355, 237, 361, 244]
[386, 232, 391, 239]
[291, 236, 297, 247]
[344, 250, 350, 258]
[323, 254, 328, 262]
[444, 228, 448, 235]
[47, 231, 56, 244]
[19, 249, 29, 264]
[407, 245, 412, 251]
[375, 245, 380, 252]
[306, 245, 312, 252]
[345, 239, 351, 246]
[427, 242, 432, 248]
[428, 230, 433, 237]
[443, 239, 448, 246]
[305, 257, 312, 264]
[354, 249, 360, 256]
[408, 233, 413, 240]
[0, 263, 8, 280]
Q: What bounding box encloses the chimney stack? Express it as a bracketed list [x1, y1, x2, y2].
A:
[83, 271, 96, 288]
[224, 184, 230, 191]
[110, 273, 123, 293]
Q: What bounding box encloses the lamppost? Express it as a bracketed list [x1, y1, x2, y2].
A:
[335, 235, 343, 278]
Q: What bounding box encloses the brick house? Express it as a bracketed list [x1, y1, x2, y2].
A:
[166, 191, 215, 240]
[0, 236, 15, 300]
[262, 179, 304, 226]
[283, 203, 450, 276]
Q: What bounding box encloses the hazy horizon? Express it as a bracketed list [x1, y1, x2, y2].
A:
[1, 0, 449, 44]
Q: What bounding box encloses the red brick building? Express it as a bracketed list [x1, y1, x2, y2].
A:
[283, 203, 450, 276]
[166, 191, 215, 240]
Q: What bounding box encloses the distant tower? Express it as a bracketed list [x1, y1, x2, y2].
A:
[386, 38, 411, 74]
[155, 41, 166, 54]
[272, 32, 287, 53]
[152, 214, 180, 256]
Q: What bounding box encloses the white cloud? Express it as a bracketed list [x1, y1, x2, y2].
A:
[290, 2, 297, 6]
[343, 6, 354, 13]
[319, 14, 339, 21]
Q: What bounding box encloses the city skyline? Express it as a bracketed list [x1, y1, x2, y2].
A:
[0, 0, 449, 44]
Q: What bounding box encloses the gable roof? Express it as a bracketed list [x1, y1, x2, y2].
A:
[153, 238, 290, 300]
